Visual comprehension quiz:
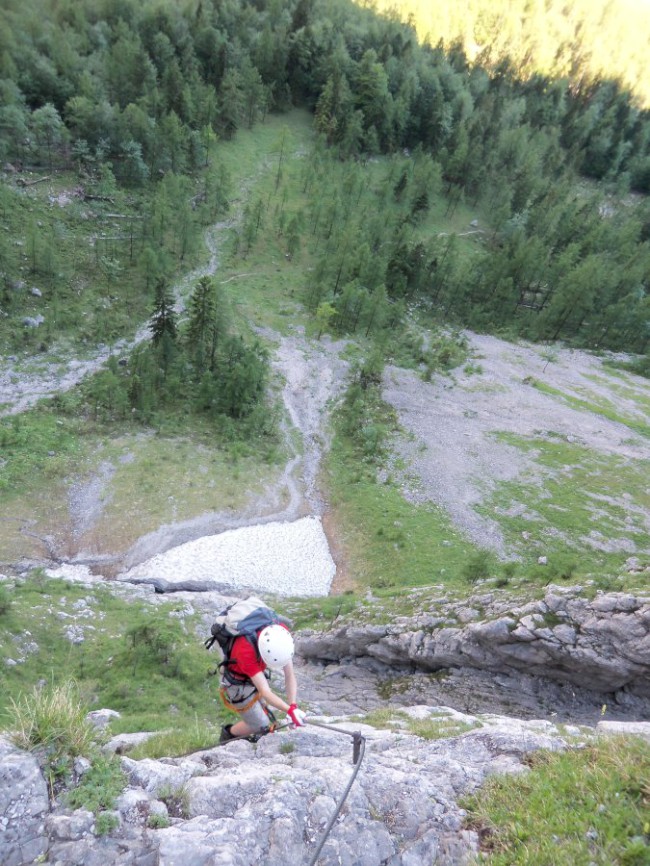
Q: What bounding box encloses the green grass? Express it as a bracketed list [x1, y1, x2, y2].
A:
[319, 359, 484, 595]
[584, 371, 650, 418]
[0, 576, 229, 737]
[286, 593, 361, 631]
[0, 408, 86, 494]
[0, 408, 93, 561]
[529, 379, 650, 440]
[4, 675, 129, 826]
[463, 735, 650, 865]
[0, 404, 286, 563]
[78, 425, 285, 554]
[6, 678, 97, 784]
[127, 720, 222, 760]
[356, 707, 480, 739]
[479, 433, 650, 576]
[66, 752, 127, 814]
[208, 111, 316, 335]
[212, 110, 480, 340]
[325, 434, 479, 592]
[0, 165, 208, 357]
[604, 356, 650, 383]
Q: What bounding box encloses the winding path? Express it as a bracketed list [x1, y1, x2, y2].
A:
[1, 212, 351, 577]
[0, 220, 230, 419]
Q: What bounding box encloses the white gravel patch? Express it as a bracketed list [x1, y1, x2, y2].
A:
[46, 563, 100, 583]
[119, 516, 336, 597]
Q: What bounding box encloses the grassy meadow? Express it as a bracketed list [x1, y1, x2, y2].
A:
[0, 573, 228, 739]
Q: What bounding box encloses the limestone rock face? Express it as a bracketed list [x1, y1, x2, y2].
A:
[0, 709, 575, 866]
[297, 587, 650, 698]
[0, 736, 49, 866]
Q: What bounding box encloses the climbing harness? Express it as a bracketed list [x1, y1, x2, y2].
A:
[219, 684, 262, 713]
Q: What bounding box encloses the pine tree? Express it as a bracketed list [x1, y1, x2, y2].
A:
[150, 278, 177, 346]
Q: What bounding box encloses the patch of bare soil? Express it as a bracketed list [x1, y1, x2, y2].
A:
[322, 510, 357, 594]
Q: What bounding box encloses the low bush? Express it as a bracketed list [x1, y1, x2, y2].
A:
[462, 550, 494, 584]
[67, 753, 126, 814]
[0, 584, 12, 615]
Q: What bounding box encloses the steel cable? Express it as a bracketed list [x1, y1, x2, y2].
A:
[305, 721, 367, 866]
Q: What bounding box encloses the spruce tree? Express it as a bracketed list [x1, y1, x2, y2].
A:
[150, 278, 177, 346]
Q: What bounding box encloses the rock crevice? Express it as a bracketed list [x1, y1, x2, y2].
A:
[297, 587, 650, 703]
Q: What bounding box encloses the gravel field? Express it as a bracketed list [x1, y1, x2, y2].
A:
[383, 333, 650, 556]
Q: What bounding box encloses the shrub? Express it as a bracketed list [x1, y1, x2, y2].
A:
[94, 812, 120, 836]
[0, 584, 12, 615]
[462, 551, 493, 584]
[123, 618, 177, 676]
[67, 753, 126, 814]
[148, 812, 170, 829]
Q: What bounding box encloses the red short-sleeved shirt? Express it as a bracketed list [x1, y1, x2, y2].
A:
[228, 635, 266, 679]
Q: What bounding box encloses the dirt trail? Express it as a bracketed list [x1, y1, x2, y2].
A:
[116, 329, 349, 571]
[0, 219, 230, 419]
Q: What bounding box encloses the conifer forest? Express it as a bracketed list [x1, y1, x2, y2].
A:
[1, 0, 650, 428]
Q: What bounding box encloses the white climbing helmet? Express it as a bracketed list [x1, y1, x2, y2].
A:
[258, 624, 294, 670]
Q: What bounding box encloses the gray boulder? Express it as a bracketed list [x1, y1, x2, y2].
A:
[0, 736, 49, 866]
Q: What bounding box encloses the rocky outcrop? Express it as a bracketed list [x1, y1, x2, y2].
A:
[0, 737, 49, 866]
[297, 587, 650, 702]
[0, 707, 575, 866]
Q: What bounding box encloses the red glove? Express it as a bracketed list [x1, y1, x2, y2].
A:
[287, 703, 306, 727]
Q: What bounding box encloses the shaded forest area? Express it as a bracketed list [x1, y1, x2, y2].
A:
[1, 0, 650, 363]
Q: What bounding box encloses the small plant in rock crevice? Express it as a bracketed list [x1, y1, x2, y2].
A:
[94, 812, 120, 836]
[156, 784, 190, 819]
[147, 812, 170, 829]
[66, 752, 127, 816]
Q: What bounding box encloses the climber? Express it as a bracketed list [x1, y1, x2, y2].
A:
[219, 622, 307, 743]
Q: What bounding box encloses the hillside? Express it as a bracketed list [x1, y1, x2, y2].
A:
[377, 0, 650, 108]
[2, 140, 650, 862]
[1, 0, 650, 861]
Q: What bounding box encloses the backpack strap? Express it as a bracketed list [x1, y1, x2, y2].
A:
[221, 631, 267, 685]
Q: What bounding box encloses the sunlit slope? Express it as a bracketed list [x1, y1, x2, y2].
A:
[373, 0, 650, 107]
